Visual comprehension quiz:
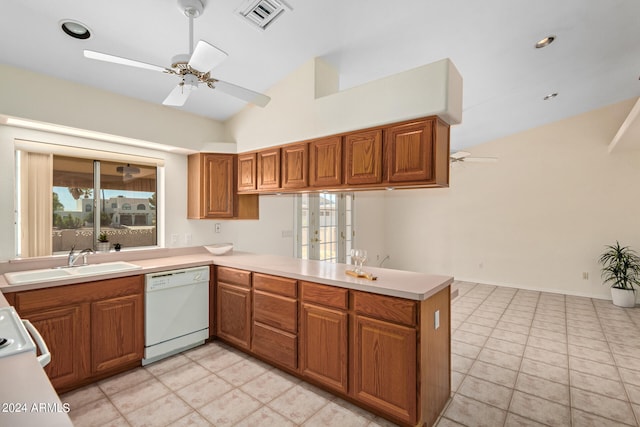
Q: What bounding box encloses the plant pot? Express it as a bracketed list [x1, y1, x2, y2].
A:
[96, 242, 110, 253]
[611, 287, 636, 308]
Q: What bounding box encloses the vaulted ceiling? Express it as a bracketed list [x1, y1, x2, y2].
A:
[2, 0, 640, 150]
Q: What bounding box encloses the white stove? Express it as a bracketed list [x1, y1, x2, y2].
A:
[0, 307, 50, 367]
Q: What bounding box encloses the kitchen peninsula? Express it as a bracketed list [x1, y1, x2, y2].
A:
[0, 248, 452, 427]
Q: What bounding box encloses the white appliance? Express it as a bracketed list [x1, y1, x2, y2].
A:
[0, 307, 51, 367]
[143, 266, 209, 365]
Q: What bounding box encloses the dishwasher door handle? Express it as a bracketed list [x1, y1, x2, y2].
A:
[23, 320, 51, 368]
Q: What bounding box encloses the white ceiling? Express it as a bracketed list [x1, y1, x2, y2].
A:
[2, 0, 640, 150]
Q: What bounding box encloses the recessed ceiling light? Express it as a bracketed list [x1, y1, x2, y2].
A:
[60, 20, 91, 40]
[543, 93, 558, 100]
[535, 35, 555, 49]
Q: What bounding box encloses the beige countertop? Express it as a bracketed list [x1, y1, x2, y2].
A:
[2, 248, 453, 301]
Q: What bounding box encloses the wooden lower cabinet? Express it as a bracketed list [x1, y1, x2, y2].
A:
[216, 282, 251, 349]
[12, 275, 144, 392]
[23, 304, 88, 390]
[352, 315, 417, 424]
[91, 293, 143, 374]
[300, 302, 348, 394]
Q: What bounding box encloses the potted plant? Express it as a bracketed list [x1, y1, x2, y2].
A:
[599, 241, 640, 308]
[97, 231, 110, 252]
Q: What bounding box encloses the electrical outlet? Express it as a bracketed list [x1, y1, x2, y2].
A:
[185, 234, 192, 246]
[215, 223, 221, 233]
[170, 234, 179, 246]
[281, 230, 293, 238]
[582, 272, 589, 280]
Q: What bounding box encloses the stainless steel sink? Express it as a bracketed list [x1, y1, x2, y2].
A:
[4, 262, 142, 285]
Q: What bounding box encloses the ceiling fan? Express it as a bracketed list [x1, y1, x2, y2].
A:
[83, 0, 271, 108]
[450, 151, 498, 163]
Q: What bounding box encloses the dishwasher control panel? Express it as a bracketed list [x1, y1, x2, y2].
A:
[145, 266, 210, 291]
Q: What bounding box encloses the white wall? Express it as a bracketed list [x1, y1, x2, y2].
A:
[226, 57, 462, 151]
[384, 97, 640, 300]
[0, 64, 231, 152]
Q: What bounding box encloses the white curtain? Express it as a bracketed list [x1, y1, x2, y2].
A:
[20, 151, 53, 257]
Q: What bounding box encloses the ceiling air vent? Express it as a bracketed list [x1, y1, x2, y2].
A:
[237, 0, 290, 30]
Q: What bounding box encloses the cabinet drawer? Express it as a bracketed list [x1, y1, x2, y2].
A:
[352, 291, 417, 327]
[253, 290, 297, 333]
[216, 266, 251, 288]
[301, 281, 348, 310]
[252, 322, 297, 370]
[253, 273, 297, 297]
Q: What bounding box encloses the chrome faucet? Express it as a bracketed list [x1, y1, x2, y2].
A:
[67, 246, 95, 267]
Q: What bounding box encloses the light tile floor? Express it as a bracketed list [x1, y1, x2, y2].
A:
[61, 281, 640, 427]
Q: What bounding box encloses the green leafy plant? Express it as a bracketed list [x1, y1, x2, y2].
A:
[599, 241, 640, 290]
[98, 231, 109, 243]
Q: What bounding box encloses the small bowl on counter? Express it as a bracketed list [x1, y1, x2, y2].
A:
[204, 243, 234, 255]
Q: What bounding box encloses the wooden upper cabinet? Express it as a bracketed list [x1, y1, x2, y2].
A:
[385, 119, 435, 183]
[309, 136, 342, 187]
[345, 129, 383, 185]
[281, 143, 308, 189]
[188, 153, 259, 219]
[188, 153, 234, 218]
[237, 153, 257, 192]
[257, 148, 281, 190]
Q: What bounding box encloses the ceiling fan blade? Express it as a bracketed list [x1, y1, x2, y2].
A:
[162, 84, 193, 106]
[188, 41, 228, 73]
[450, 151, 471, 160]
[84, 50, 167, 73]
[463, 156, 498, 163]
[214, 80, 271, 107]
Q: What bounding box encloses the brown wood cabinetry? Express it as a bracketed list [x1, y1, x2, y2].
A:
[237, 153, 257, 192]
[281, 143, 308, 189]
[91, 293, 143, 374]
[309, 136, 343, 187]
[345, 129, 383, 185]
[187, 153, 259, 219]
[352, 314, 417, 423]
[216, 267, 252, 350]
[257, 148, 281, 190]
[12, 275, 144, 392]
[234, 115, 449, 194]
[252, 273, 298, 370]
[385, 119, 435, 183]
[299, 281, 348, 394]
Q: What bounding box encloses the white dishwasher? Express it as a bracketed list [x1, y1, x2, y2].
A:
[143, 266, 209, 365]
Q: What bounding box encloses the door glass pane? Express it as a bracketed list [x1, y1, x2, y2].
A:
[52, 156, 95, 254]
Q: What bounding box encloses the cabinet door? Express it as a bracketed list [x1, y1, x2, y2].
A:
[237, 153, 257, 192]
[23, 305, 88, 390]
[216, 282, 251, 349]
[257, 148, 281, 190]
[385, 119, 434, 183]
[309, 136, 342, 187]
[300, 303, 348, 394]
[204, 154, 235, 218]
[91, 293, 143, 374]
[352, 315, 417, 424]
[281, 143, 308, 189]
[345, 129, 382, 185]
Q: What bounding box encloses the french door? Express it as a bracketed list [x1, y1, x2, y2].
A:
[295, 193, 354, 263]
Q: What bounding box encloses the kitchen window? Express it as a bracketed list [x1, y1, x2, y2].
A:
[16, 142, 160, 257]
[295, 193, 354, 263]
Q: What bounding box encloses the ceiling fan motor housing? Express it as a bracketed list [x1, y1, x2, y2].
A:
[178, 0, 204, 18]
